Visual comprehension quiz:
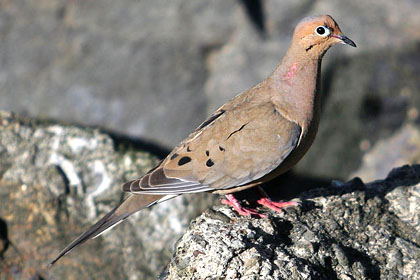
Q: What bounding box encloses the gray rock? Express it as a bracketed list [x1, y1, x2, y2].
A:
[1, 111, 420, 279]
[0, 111, 216, 279]
[164, 165, 420, 279]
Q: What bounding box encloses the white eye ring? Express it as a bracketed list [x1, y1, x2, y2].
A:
[315, 26, 330, 37]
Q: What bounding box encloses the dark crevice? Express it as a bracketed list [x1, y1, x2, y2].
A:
[0, 218, 9, 259]
[54, 165, 70, 195]
[340, 244, 380, 279]
[238, 0, 266, 36]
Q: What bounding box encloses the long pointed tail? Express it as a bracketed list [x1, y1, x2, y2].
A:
[48, 194, 170, 267]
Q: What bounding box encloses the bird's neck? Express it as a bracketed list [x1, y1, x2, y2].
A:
[269, 49, 322, 131]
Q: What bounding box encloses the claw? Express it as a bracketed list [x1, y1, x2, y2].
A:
[222, 187, 298, 218]
[255, 186, 298, 214]
[256, 197, 298, 213]
[221, 194, 267, 218]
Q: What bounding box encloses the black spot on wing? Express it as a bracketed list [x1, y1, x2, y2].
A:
[219, 146, 225, 152]
[205, 150, 209, 156]
[170, 153, 179, 160]
[186, 146, 191, 152]
[206, 159, 214, 167]
[306, 45, 314, 52]
[178, 156, 191, 166]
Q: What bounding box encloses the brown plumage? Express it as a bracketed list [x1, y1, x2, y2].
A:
[49, 15, 355, 267]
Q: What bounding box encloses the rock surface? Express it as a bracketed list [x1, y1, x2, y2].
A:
[1, 1, 420, 179]
[1, 111, 419, 279]
[0, 111, 216, 279]
[164, 165, 420, 279]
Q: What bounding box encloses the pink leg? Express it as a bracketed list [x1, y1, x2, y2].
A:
[255, 187, 298, 214]
[256, 198, 298, 213]
[221, 194, 267, 218]
[221, 187, 298, 218]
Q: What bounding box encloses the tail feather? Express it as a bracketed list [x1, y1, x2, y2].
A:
[48, 194, 167, 267]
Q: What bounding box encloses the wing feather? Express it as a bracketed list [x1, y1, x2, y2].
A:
[122, 102, 302, 196]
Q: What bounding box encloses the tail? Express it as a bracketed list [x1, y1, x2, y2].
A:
[48, 194, 173, 267]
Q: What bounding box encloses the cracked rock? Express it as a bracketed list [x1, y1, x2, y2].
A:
[163, 165, 420, 279]
[0, 111, 215, 279]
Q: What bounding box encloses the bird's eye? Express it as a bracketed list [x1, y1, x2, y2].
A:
[315, 26, 330, 37]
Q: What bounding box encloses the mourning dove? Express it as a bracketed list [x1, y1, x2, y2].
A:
[49, 15, 355, 266]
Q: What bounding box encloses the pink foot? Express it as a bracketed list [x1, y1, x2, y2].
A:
[256, 197, 298, 213]
[221, 194, 267, 218]
[222, 188, 299, 218]
[255, 187, 298, 214]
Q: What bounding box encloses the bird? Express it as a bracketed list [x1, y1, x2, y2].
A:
[48, 14, 356, 267]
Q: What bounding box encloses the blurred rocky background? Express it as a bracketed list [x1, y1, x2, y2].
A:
[1, 0, 420, 279]
[1, 0, 420, 179]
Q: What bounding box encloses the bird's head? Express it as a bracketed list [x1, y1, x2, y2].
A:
[292, 15, 356, 58]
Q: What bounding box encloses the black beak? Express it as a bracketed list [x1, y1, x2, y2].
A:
[332, 34, 357, 47]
